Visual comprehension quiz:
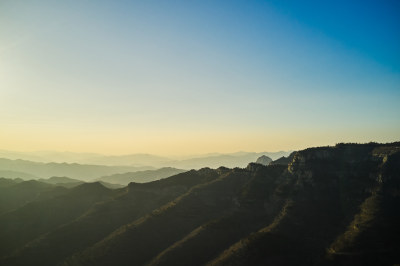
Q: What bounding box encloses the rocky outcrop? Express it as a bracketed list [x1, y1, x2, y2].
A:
[255, 155, 272, 166]
[211, 142, 400, 266]
[269, 152, 295, 166]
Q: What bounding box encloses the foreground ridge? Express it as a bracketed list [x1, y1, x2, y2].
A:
[0, 142, 398, 266]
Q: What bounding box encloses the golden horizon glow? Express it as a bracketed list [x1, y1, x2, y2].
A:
[1, 124, 398, 156]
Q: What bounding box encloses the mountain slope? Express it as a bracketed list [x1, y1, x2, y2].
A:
[0, 169, 221, 266]
[146, 164, 288, 266]
[0, 143, 398, 266]
[64, 168, 254, 266]
[209, 143, 400, 266]
[0, 180, 56, 214]
[0, 182, 111, 257]
[69, 143, 400, 266]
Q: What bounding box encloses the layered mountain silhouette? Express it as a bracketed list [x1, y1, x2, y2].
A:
[0, 143, 398, 266]
[0, 152, 291, 181]
[0, 158, 153, 181]
[0, 151, 290, 169]
[96, 167, 186, 185]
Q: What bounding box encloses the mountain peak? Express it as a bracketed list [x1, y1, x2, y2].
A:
[255, 155, 272, 166]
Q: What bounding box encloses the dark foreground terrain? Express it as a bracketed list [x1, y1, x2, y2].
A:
[0, 142, 399, 266]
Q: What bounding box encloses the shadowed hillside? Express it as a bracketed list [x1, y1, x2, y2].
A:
[0, 180, 57, 214]
[0, 143, 399, 266]
[0, 182, 111, 257]
[209, 143, 400, 266]
[0, 169, 222, 266]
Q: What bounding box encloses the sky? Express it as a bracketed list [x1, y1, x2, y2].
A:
[0, 0, 399, 155]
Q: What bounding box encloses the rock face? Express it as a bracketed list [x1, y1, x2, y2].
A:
[255, 155, 272, 166]
[213, 142, 400, 266]
[269, 152, 295, 166]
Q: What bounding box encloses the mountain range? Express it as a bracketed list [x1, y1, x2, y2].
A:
[0, 150, 290, 168]
[0, 142, 398, 265]
[0, 152, 288, 182]
[0, 158, 153, 181]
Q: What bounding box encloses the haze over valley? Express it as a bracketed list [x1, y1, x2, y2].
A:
[0, 150, 290, 184]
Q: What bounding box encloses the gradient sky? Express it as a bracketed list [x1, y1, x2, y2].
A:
[1, 0, 399, 155]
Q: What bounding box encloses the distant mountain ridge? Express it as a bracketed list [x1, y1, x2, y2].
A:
[0, 170, 39, 180]
[0, 150, 291, 168]
[96, 167, 186, 185]
[38, 176, 83, 184]
[166, 152, 280, 169]
[36, 176, 123, 189]
[0, 158, 153, 181]
[0, 151, 291, 181]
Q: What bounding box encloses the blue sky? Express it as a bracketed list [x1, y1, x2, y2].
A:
[0, 0, 399, 154]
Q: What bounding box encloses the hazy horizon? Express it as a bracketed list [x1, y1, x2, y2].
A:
[0, 148, 292, 161]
